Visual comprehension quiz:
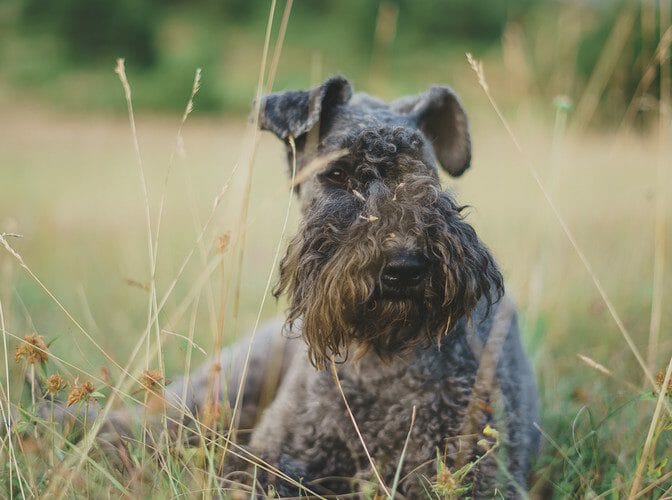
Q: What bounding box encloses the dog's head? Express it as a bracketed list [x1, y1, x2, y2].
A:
[260, 76, 502, 368]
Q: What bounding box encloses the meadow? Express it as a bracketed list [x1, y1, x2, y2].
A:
[1, 2, 672, 498]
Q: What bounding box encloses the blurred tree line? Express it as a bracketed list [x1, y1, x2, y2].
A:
[2, 0, 670, 127]
[17, 0, 527, 67]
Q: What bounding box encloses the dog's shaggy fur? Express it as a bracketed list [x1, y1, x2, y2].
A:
[44, 77, 539, 497]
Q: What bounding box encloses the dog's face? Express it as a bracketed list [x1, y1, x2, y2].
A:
[261, 77, 502, 368]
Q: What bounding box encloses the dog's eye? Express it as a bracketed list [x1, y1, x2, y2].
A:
[325, 168, 348, 186]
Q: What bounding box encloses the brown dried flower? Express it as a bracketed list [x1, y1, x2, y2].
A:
[140, 369, 164, 391]
[67, 378, 95, 406]
[655, 370, 672, 396]
[46, 374, 67, 395]
[15, 334, 49, 365]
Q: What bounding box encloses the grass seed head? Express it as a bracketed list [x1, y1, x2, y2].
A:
[202, 401, 221, 428]
[15, 334, 49, 365]
[140, 369, 163, 392]
[67, 378, 95, 406]
[46, 374, 67, 395]
[654, 370, 672, 396]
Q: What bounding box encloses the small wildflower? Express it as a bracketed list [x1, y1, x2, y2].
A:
[67, 378, 95, 406]
[140, 369, 163, 391]
[434, 467, 459, 496]
[654, 370, 672, 396]
[46, 374, 67, 395]
[15, 334, 49, 365]
[483, 423, 499, 439]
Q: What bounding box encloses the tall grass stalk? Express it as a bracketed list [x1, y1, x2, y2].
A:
[630, 3, 671, 496]
[525, 95, 569, 332]
[465, 53, 664, 396]
[619, 25, 672, 131]
[0, 298, 26, 499]
[389, 406, 416, 498]
[265, 0, 293, 94]
[222, 0, 285, 464]
[645, 0, 671, 377]
[114, 59, 177, 492]
[572, 4, 636, 131]
[330, 358, 391, 497]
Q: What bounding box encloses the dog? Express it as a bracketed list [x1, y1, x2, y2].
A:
[42, 76, 540, 497]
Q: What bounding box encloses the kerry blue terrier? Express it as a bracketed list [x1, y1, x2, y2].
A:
[44, 76, 540, 497]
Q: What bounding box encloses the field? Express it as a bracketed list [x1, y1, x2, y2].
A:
[1, 5, 672, 498]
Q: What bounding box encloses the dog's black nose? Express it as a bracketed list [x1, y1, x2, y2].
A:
[381, 252, 428, 290]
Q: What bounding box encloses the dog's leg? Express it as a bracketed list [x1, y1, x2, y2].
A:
[164, 318, 299, 441]
[496, 314, 540, 496]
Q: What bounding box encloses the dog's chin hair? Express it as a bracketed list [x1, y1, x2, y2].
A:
[292, 294, 455, 369]
[355, 298, 428, 345]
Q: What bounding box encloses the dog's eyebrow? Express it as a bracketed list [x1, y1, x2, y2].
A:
[290, 149, 348, 187]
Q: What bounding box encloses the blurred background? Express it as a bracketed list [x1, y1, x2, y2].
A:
[1, 0, 671, 497]
[0, 0, 668, 121]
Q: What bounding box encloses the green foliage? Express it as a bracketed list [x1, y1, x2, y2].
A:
[4, 0, 666, 124]
[5, 0, 545, 113]
[21, 0, 159, 67]
[396, 0, 534, 44]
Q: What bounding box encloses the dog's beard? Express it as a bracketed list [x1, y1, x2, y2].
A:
[277, 241, 454, 368]
[352, 296, 442, 358]
[275, 175, 503, 369]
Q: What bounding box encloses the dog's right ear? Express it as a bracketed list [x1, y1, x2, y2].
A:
[259, 76, 353, 142]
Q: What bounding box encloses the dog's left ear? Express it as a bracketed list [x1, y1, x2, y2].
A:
[259, 76, 353, 142]
[391, 86, 471, 177]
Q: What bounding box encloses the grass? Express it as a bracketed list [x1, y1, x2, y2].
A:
[1, 3, 672, 498]
[2, 77, 672, 498]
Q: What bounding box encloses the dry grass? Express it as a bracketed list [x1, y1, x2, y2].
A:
[1, 4, 671, 498]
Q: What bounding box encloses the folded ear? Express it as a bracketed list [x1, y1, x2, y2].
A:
[391, 86, 471, 177]
[259, 76, 353, 141]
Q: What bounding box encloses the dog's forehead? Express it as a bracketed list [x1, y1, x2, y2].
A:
[321, 93, 438, 169]
[332, 92, 415, 132]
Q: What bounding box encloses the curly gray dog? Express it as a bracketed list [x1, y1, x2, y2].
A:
[44, 76, 539, 497]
